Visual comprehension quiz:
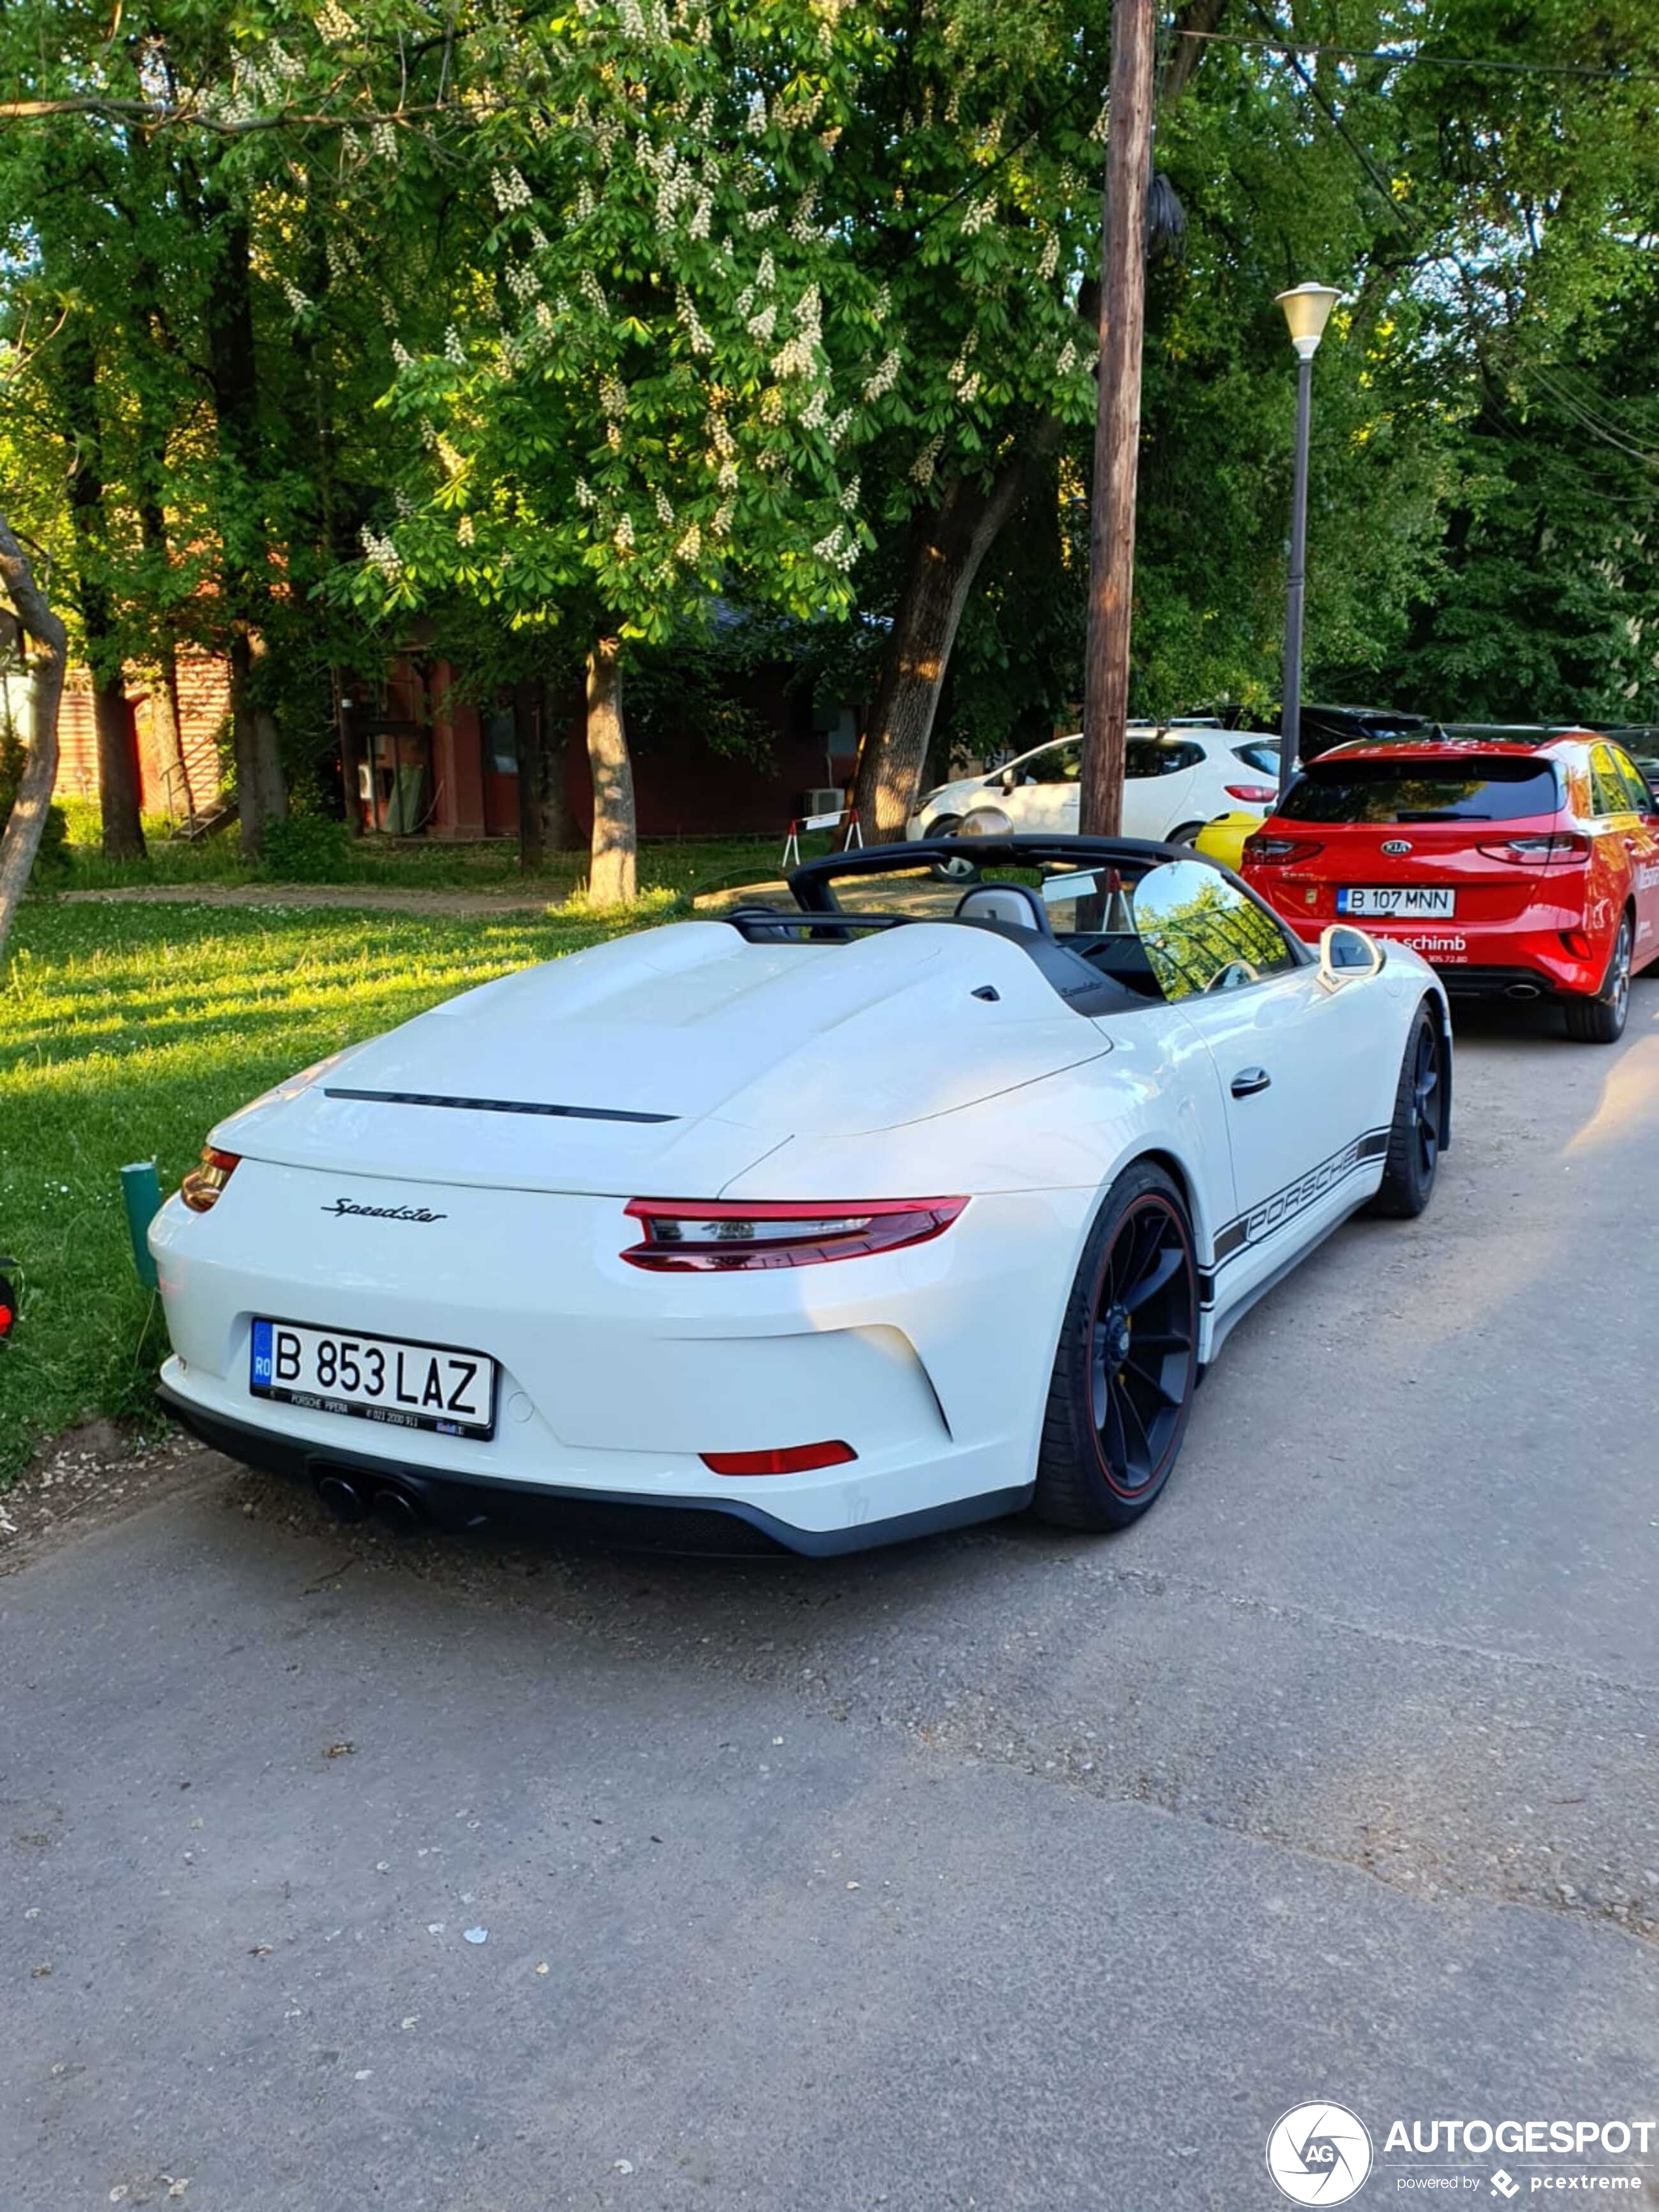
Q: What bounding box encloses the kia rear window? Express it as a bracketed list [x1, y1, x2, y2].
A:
[1280, 758, 1560, 824]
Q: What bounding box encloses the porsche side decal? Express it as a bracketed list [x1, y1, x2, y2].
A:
[1204, 1127, 1391, 1294]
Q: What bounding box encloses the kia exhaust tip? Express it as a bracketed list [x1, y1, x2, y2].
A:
[1504, 981, 1542, 1000]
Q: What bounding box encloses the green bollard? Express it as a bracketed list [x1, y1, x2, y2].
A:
[121, 1161, 163, 1292]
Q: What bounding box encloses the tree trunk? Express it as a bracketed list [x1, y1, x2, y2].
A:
[57, 320, 146, 859]
[513, 681, 543, 872]
[229, 631, 288, 859]
[1080, 0, 1156, 839]
[94, 679, 146, 858]
[585, 635, 636, 907]
[514, 673, 575, 873]
[334, 670, 364, 835]
[851, 455, 1052, 841]
[144, 643, 193, 822]
[0, 513, 69, 966]
[206, 214, 287, 857]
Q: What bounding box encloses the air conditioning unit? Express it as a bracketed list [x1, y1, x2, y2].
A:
[800, 787, 845, 817]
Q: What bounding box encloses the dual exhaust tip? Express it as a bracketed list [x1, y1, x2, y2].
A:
[315, 1471, 425, 1536]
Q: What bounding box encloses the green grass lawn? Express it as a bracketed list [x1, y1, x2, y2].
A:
[56, 801, 790, 900]
[0, 895, 664, 1483]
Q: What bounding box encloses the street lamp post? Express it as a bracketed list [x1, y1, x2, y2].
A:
[1274, 282, 1342, 803]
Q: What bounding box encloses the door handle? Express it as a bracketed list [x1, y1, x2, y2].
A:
[1231, 1068, 1272, 1098]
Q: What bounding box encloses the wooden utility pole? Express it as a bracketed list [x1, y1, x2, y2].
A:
[1079, 0, 1156, 838]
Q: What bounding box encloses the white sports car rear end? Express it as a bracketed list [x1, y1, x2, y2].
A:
[152, 839, 1449, 1553]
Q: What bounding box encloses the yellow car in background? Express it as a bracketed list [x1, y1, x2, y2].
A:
[1194, 811, 1261, 874]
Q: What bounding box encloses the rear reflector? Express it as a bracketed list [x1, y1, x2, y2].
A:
[700, 1441, 857, 1477]
[622, 1196, 967, 1270]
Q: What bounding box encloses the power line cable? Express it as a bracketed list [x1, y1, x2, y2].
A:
[1176, 29, 1659, 86]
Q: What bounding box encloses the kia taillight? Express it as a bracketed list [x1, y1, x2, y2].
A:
[1225, 784, 1279, 805]
[622, 1196, 968, 1271]
[180, 1147, 241, 1213]
[1242, 835, 1324, 867]
[1475, 832, 1591, 867]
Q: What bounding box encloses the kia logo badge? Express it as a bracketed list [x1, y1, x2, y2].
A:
[1381, 838, 1412, 856]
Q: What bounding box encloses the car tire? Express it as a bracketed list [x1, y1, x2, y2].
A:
[1365, 1000, 1444, 1219]
[1033, 1162, 1199, 1531]
[924, 818, 979, 883]
[1167, 820, 1205, 847]
[1563, 914, 1632, 1044]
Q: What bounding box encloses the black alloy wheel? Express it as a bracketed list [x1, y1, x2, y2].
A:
[1409, 1016, 1441, 1184]
[1035, 1162, 1199, 1530]
[1366, 1001, 1444, 1218]
[1564, 914, 1632, 1044]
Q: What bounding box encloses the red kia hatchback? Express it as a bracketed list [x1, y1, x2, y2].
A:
[1242, 731, 1659, 1042]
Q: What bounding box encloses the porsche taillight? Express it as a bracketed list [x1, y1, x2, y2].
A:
[621, 1197, 968, 1271]
[180, 1147, 242, 1213]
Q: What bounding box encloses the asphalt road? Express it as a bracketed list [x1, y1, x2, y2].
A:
[4, 991, 1658, 2211]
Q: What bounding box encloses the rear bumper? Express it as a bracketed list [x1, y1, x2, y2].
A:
[150, 1164, 1076, 1552]
[160, 1383, 1032, 1556]
[1430, 965, 1574, 1001]
[1268, 906, 1607, 998]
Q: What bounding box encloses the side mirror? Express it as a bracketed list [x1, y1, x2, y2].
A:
[998, 767, 1019, 794]
[1317, 923, 1383, 990]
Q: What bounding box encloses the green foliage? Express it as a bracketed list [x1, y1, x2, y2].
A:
[0, 724, 69, 874]
[624, 636, 777, 770]
[5, 0, 1659, 790]
[259, 812, 353, 882]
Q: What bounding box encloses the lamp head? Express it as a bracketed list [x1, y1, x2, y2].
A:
[1276, 282, 1342, 361]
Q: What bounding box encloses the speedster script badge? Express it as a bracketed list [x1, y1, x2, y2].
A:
[321, 1197, 447, 1224]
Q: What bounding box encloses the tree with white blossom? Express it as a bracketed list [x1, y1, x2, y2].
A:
[345, 0, 879, 904]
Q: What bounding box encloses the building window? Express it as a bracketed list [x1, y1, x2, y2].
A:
[484, 705, 517, 775]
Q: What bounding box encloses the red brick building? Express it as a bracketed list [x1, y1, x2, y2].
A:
[42, 649, 858, 842]
[51, 658, 229, 820]
[342, 657, 858, 841]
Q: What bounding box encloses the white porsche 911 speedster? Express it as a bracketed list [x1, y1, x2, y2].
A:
[151, 837, 1450, 1555]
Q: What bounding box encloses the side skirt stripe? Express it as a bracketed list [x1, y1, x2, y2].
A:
[1200, 1126, 1390, 1309]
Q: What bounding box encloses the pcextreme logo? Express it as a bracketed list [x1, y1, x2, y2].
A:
[1267, 2102, 1375, 2204]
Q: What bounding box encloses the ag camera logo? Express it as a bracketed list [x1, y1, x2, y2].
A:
[1266, 2102, 1375, 2204]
